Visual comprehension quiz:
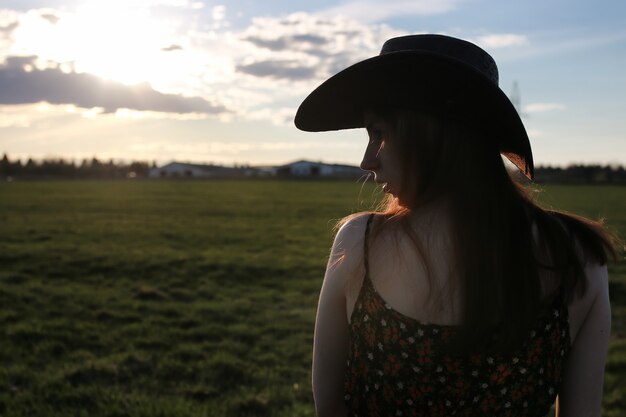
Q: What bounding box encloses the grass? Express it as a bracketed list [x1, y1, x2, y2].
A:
[0, 180, 624, 416]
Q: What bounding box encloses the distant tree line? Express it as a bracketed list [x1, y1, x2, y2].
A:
[1, 153, 625, 184]
[533, 164, 626, 185]
[0, 154, 153, 179]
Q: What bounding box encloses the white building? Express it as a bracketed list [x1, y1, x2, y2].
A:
[275, 160, 364, 178]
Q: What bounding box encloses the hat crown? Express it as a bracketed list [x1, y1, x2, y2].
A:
[380, 34, 499, 86]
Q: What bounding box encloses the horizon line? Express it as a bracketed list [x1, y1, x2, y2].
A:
[2, 152, 625, 170]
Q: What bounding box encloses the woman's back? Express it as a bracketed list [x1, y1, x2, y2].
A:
[346, 208, 566, 326]
[344, 213, 571, 416]
[326, 211, 610, 417]
[346, 206, 461, 327]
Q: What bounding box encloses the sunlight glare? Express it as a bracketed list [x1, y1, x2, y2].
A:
[69, 2, 171, 85]
[8, 2, 234, 103]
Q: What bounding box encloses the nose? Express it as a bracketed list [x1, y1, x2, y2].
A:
[360, 142, 380, 172]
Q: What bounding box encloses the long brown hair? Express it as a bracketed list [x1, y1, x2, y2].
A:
[346, 108, 617, 354]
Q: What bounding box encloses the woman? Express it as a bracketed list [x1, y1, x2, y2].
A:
[295, 35, 615, 417]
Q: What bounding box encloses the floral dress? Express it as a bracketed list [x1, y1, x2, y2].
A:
[345, 214, 571, 417]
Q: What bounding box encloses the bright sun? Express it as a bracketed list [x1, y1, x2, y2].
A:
[8, 1, 236, 104]
[17, 1, 191, 89]
[66, 3, 171, 86]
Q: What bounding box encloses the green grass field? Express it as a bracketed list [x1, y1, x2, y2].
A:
[0, 180, 624, 416]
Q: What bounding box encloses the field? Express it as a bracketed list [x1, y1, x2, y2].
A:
[0, 180, 624, 417]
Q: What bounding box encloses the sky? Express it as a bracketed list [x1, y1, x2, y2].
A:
[0, 0, 625, 167]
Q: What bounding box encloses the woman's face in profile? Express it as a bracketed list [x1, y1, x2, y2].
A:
[360, 113, 404, 199]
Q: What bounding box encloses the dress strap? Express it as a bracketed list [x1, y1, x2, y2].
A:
[363, 213, 375, 282]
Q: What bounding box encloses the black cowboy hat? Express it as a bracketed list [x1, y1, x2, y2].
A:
[294, 34, 534, 179]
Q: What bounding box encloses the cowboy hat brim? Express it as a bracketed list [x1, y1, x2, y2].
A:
[294, 50, 534, 179]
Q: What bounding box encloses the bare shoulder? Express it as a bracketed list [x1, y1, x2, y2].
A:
[323, 212, 376, 324]
[580, 259, 609, 297]
[330, 213, 372, 267]
[568, 240, 610, 343]
[531, 215, 610, 342]
[334, 212, 372, 247]
[571, 229, 610, 305]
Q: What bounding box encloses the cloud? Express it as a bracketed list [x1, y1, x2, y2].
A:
[0, 20, 18, 34]
[161, 44, 183, 51]
[246, 107, 297, 126]
[40, 12, 60, 25]
[1, 7, 404, 124]
[0, 103, 53, 128]
[505, 30, 626, 62]
[292, 34, 328, 45]
[526, 129, 545, 138]
[237, 60, 317, 80]
[88, 0, 204, 9]
[212, 5, 226, 21]
[473, 34, 528, 48]
[0, 56, 229, 115]
[236, 12, 402, 83]
[114, 108, 208, 120]
[243, 33, 328, 52]
[524, 103, 565, 113]
[242, 36, 290, 51]
[128, 139, 357, 157]
[0, 9, 20, 38]
[320, 0, 458, 23]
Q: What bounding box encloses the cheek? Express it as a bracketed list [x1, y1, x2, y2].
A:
[380, 143, 399, 168]
[384, 145, 406, 183]
[366, 142, 382, 159]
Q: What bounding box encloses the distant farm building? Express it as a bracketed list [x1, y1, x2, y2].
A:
[149, 160, 364, 179]
[149, 162, 254, 178]
[275, 160, 364, 178]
